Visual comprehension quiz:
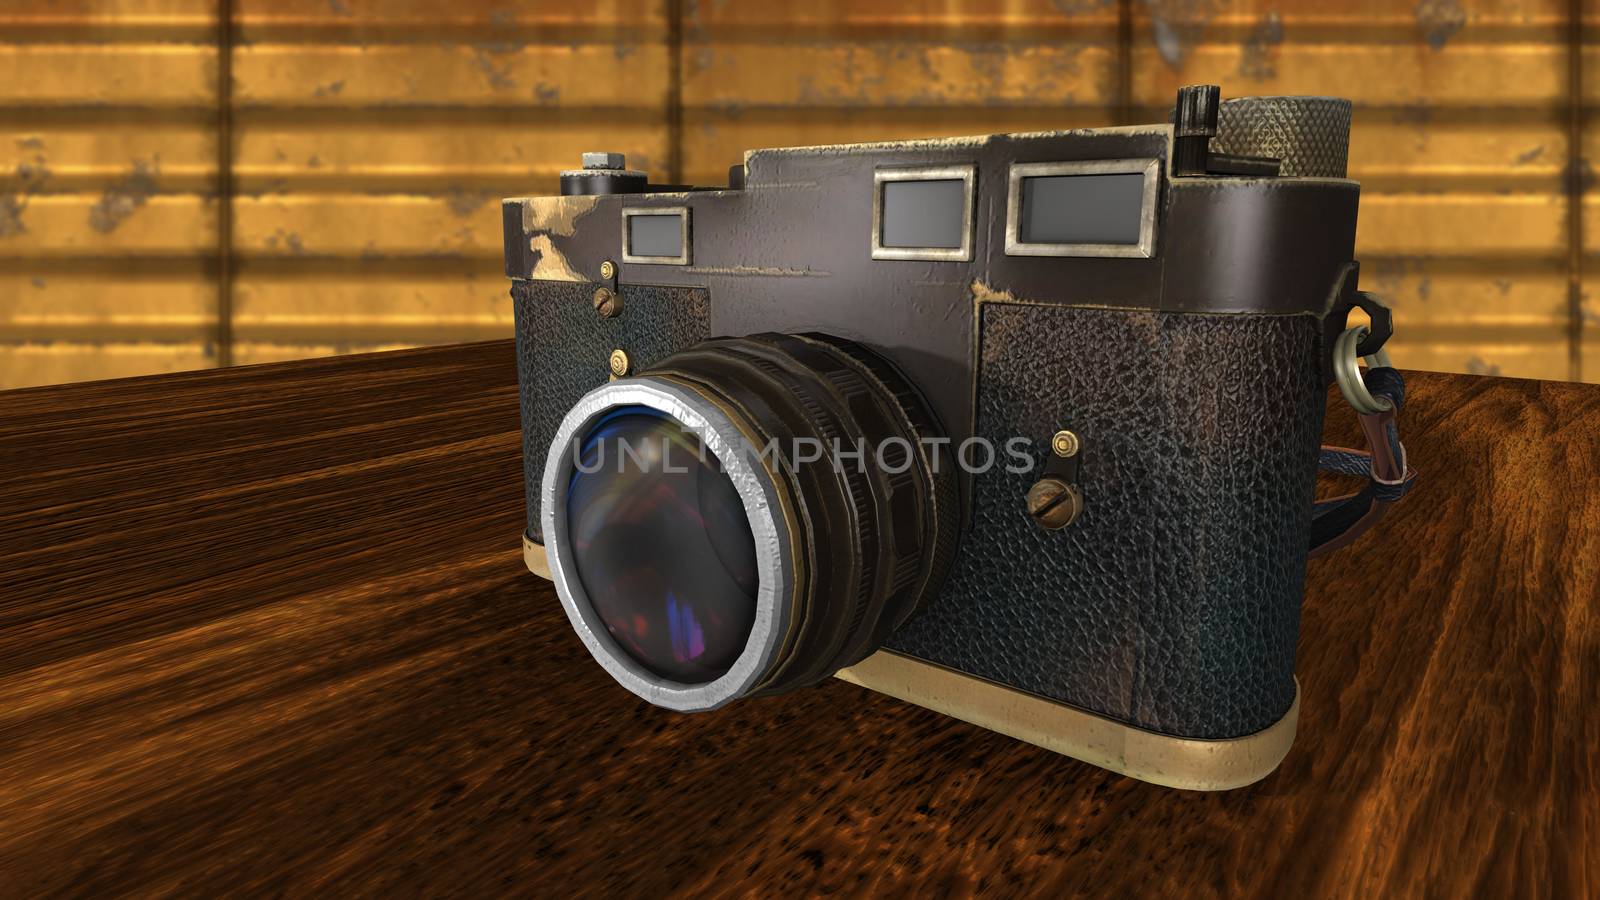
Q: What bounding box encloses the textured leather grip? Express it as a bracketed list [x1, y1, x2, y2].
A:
[883, 303, 1326, 741]
[511, 280, 710, 542]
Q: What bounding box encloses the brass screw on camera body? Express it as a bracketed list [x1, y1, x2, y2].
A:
[1051, 430, 1080, 458]
[599, 260, 615, 280]
[1026, 478, 1082, 530]
[593, 286, 621, 318]
[608, 348, 630, 379]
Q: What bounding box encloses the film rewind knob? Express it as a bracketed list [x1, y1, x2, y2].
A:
[1172, 84, 1220, 177]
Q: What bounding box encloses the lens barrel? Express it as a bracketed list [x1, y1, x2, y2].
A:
[542, 333, 958, 711]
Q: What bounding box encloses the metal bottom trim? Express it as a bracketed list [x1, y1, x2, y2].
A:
[835, 649, 1299, 791]
[523, 533, 552, 580]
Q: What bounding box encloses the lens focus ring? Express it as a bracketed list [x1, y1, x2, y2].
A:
[541, 333, 957, 710]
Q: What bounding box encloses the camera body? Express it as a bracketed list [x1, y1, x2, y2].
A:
[506, 87, 1378, 789]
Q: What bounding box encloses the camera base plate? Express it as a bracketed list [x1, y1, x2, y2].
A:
[523, 534, 552, 580]
[835, 650, 1298, 791]
[524, 533, 1297, 789]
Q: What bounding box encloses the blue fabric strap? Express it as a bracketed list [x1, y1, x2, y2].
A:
[1308, 367, 1418, 558]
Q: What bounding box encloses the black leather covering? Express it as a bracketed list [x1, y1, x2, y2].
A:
[883, 303, 1326, 740]
[512, 280, 710, 541]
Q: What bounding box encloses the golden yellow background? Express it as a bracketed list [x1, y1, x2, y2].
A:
[1, 0, 1593, 389]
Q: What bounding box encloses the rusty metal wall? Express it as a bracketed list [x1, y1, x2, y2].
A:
[0, 0, 1592, 389]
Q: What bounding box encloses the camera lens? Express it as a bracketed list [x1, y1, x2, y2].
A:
[542, 333, 958, 711]
[565, 408, 759, 684]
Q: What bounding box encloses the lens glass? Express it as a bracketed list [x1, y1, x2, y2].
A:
[564, 407, 759, 684]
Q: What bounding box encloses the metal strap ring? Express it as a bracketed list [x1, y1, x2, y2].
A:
[1334, 325, 1394, 415]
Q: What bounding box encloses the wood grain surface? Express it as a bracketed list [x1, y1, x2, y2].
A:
[0, 341, 1596, 898]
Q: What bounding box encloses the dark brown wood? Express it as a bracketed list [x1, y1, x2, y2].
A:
[1, 343, 1596, 898]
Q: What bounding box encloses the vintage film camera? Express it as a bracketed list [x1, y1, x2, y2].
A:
[503, 85, 1415, 790]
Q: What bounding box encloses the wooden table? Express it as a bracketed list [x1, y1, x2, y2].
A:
[1, 342, 1595, 898]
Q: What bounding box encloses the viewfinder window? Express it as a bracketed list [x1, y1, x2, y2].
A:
[1005, 159, 1160, 259]
[872, 165, 975, 261]
[622, 208, 690, 265]
[882, 180, 965, 249]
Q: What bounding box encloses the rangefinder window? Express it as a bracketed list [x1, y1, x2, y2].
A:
[871, 165, 975, 262]
[1004, 158, 1160, 259]
[622, 207, 691, 265]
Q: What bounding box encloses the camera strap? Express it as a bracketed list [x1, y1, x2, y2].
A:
[1307, 366, 1417, 558]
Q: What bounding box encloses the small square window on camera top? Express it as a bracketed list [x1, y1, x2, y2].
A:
[622, 207, 691, 265]
[871, 165, 975, 262]
[880, 179, 967, 249]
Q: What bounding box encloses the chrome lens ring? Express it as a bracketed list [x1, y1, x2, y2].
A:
[541, 376, 794, 711]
